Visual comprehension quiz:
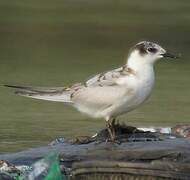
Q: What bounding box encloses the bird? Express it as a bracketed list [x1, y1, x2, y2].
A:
[5, 41, 178, 141]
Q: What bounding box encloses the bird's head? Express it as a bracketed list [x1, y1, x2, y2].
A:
[127, 41, 178, 67]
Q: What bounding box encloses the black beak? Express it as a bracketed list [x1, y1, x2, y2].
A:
[162, 52, 179, 59]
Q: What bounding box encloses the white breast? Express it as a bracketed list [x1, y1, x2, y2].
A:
[108, 65, 155, 117]
[133, 69, 155, 106]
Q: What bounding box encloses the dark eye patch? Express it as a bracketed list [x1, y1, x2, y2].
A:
[134, 43, 147, 55]
[147, 47, 157, 53]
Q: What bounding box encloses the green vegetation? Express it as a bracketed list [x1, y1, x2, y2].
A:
[0, 0, 189, 152]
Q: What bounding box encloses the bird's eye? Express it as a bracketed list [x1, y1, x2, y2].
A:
[147, 47, 157, 53]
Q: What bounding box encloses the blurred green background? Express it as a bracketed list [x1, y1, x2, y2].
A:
[0, 0, 189, 152]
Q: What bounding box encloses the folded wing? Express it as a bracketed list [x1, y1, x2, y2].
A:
[4, 85, 73, 103]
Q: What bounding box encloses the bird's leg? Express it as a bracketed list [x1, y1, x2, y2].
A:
[111, 118, 116, 140]
[106, 120, 114, 141]
[105, 117, 116, 142]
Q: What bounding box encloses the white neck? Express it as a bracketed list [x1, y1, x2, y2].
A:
[126, 50, 155, 80]
[127, 50, 154, 70]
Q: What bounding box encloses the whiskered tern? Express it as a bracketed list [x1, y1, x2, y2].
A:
[5, 41, 178, 141]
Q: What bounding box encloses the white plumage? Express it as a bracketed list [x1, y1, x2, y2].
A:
[6, 41, 177, 140]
